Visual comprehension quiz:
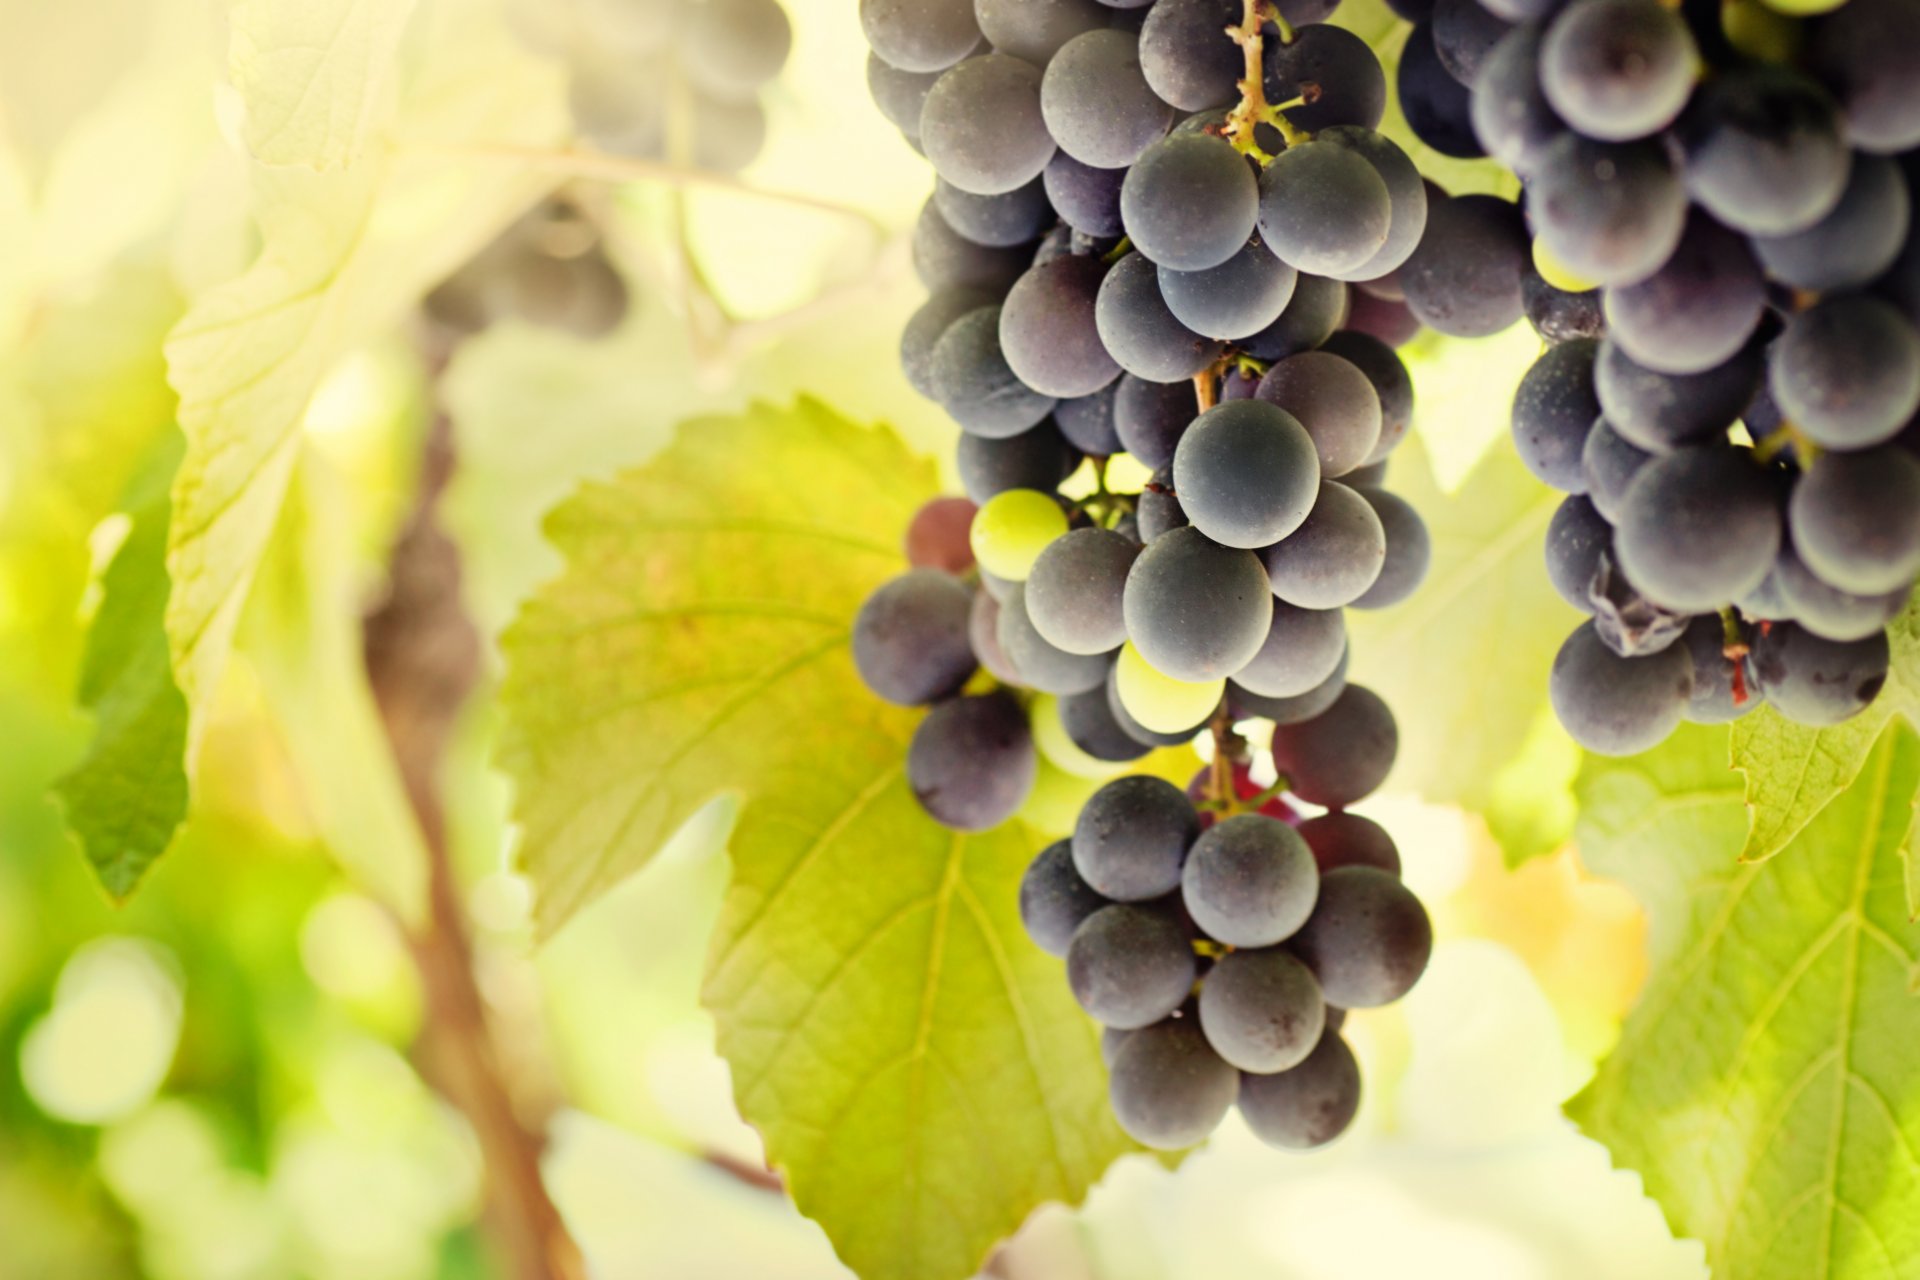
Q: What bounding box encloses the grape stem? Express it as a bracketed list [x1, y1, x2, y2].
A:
[1224, 0, 1307, 161]
[1751, 419, 1822, 468]
[1719, 607, 1755, 707]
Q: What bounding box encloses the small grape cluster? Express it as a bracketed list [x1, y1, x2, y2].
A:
[424, 196, 631, 340]
[509, 0, 793, 174]
[855, 0, 1443, 1150]
[1419, 0, 1920, 755]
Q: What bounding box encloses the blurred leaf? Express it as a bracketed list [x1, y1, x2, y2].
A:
[164, 17, 565, 755]
[501, 401, 1140, 1280]
[1482, 703, 1580, 868]
[1348, 436, 1578, 818]
[52, 433, 189, 900]
[1730, 594, 1920, 893]
[242, 446, 429, 923]
[1569, 721, 1920, 1280]
[229, 0, 420, 170]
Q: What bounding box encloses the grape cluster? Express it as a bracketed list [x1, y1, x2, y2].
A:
[1427, 0, 1920, 754]
[855, 0, 1441, 1150]
[509, 0, 793, 173]
[424, 196, 630, 340]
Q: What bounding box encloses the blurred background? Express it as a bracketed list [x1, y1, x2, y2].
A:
[0, 0, 1707, 1276]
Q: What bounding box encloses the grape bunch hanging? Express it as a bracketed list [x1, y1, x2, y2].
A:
[1406, 0, 1920, 755]
[854, 0, 1445, 1151]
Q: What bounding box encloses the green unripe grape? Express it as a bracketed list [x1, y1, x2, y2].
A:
[1116, 641, 1223, 734]
[1754, 0, 1841, 15]
[971, 489, 1070, 581]
[1722, 0, 1804, 61]
[1031, 694, 1132, 780]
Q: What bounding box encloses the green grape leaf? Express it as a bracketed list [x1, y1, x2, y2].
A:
[164, 18, 563, 754]
[229, 0, 420, 170]
[1730, 594, 1920, 883]
[1570, 721, 1920, 1279]
[52, 432, 190, 899]
[1347, 435, 1580, 818]
[500, 401, 1139, 1280]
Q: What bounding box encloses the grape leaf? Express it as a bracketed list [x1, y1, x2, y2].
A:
[1570, 721, 1920, 1279]
[1730, 595, 1920, 885]
[499, 401, 1138, 1280]
[229, 0, 420, 170]
[164, 17, 563, 754]
[52, 433, 190, 899]
[1347, 435, 1580, 816]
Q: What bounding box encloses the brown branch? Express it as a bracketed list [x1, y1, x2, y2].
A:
[365, 340, 585, 1280]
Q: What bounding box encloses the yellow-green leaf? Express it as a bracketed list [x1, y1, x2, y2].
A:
[1570, 721, 1920, 1279]
[229, 0, 420, 170]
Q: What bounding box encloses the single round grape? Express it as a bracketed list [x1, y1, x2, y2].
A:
[1199, 947, 1327, 1072]
[930, 305, 1059, 437]
[689, 89, 771, 174]
[1397, 194, 1528, 337]
[975, 0, 1108, 63]
[1158, 239, 1299, 340]
[905, 496, 978, 574]
[934, 176, 1053, 249]
[1540, 0, 1695, 140]
[1229, 644, 1349, 724]
[1041, 30, 1174, 168]
[1095, 251, 1226, 382]
[1604, 213, 1765, 377]
[1114, 374, 1199, 469]
[1545, 494, 1611, 613]
[902, 287, 996, 400]
[921, 54, 1057, 196]
[1320, 331, 1414, 463]
[1136, 468, 1191, 541]
[954, 420, 1077, 504]
[1433, 0, 1514, 82]
[1511, 338, 1599, 492]
[1749, 623, 1890, 727]
[908, 690, 1037, 829]
[1770, 296, 1920, 451]
[1256, 142, 1393, 279]
[1550, 620, 1694, 754]
[852, 570, 978, 705]
[1073, 774, 1201, 900]
[1594, 336, 1762, 453]
[1171, 400, 1322, 550]
[1242, 273, 1350, 359]
[1348, 487, 1430, 609]
[1054, 383, 1123, 456]
[911, 200, 1032, 292]
[1343, 290, 1421, 347]
[1121, 132, 1261, 272]
[1255, 351, 1384, 478]
[1269, 683, 1397, 808]
[1528, 134, 1688, 287]
[1112, 643, 1223, 737]
[1019, 840, 1110, 956]
[1067, 903, 1197, 1027]
[1788, 446, 1920, 595]
[1472, 24, 1564, 174]
[969, 588, 1023, 684]
[999, 256, 1123, 399]
[1680, 614, 1763, 724]
[861, 0, 983, 72]
[1613, 447, 1781, 612]
[1044, 152, 1128, 238]
[1238, 1030, 1361, 1149]
[1298, 811, 1402, 875]
[1181, 814, 1319, 947]
[1138, 0, 1244, 109]
[1027, 527, 1140, 654]
[568, 0, 677, 53]
[1676, 65, 1850, 236]
[1807, 0, 1920, 154]
[1345, 460, 1389, 487]
[683, 0, 793, 97]
[971, 488, 1070, 580]
[997, 582, 1114, 694]
[868, 51, 943, 136]
[1772, 543, 1908, 643]
[1235, 602, 1348, 697]
[1262, 25, 1388, 134]
[1108, 1017, 1240, 1149]
[1124, 526, 1276, 679]
[1263, 481, 1387, 609]
[1058, 685, 1154, 763]
[1522, 266, 1606, 346]
[1397, 20, 1485, 158]
[1291, 866, 1432, 1007]
[1752, 154, 1911, 291]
